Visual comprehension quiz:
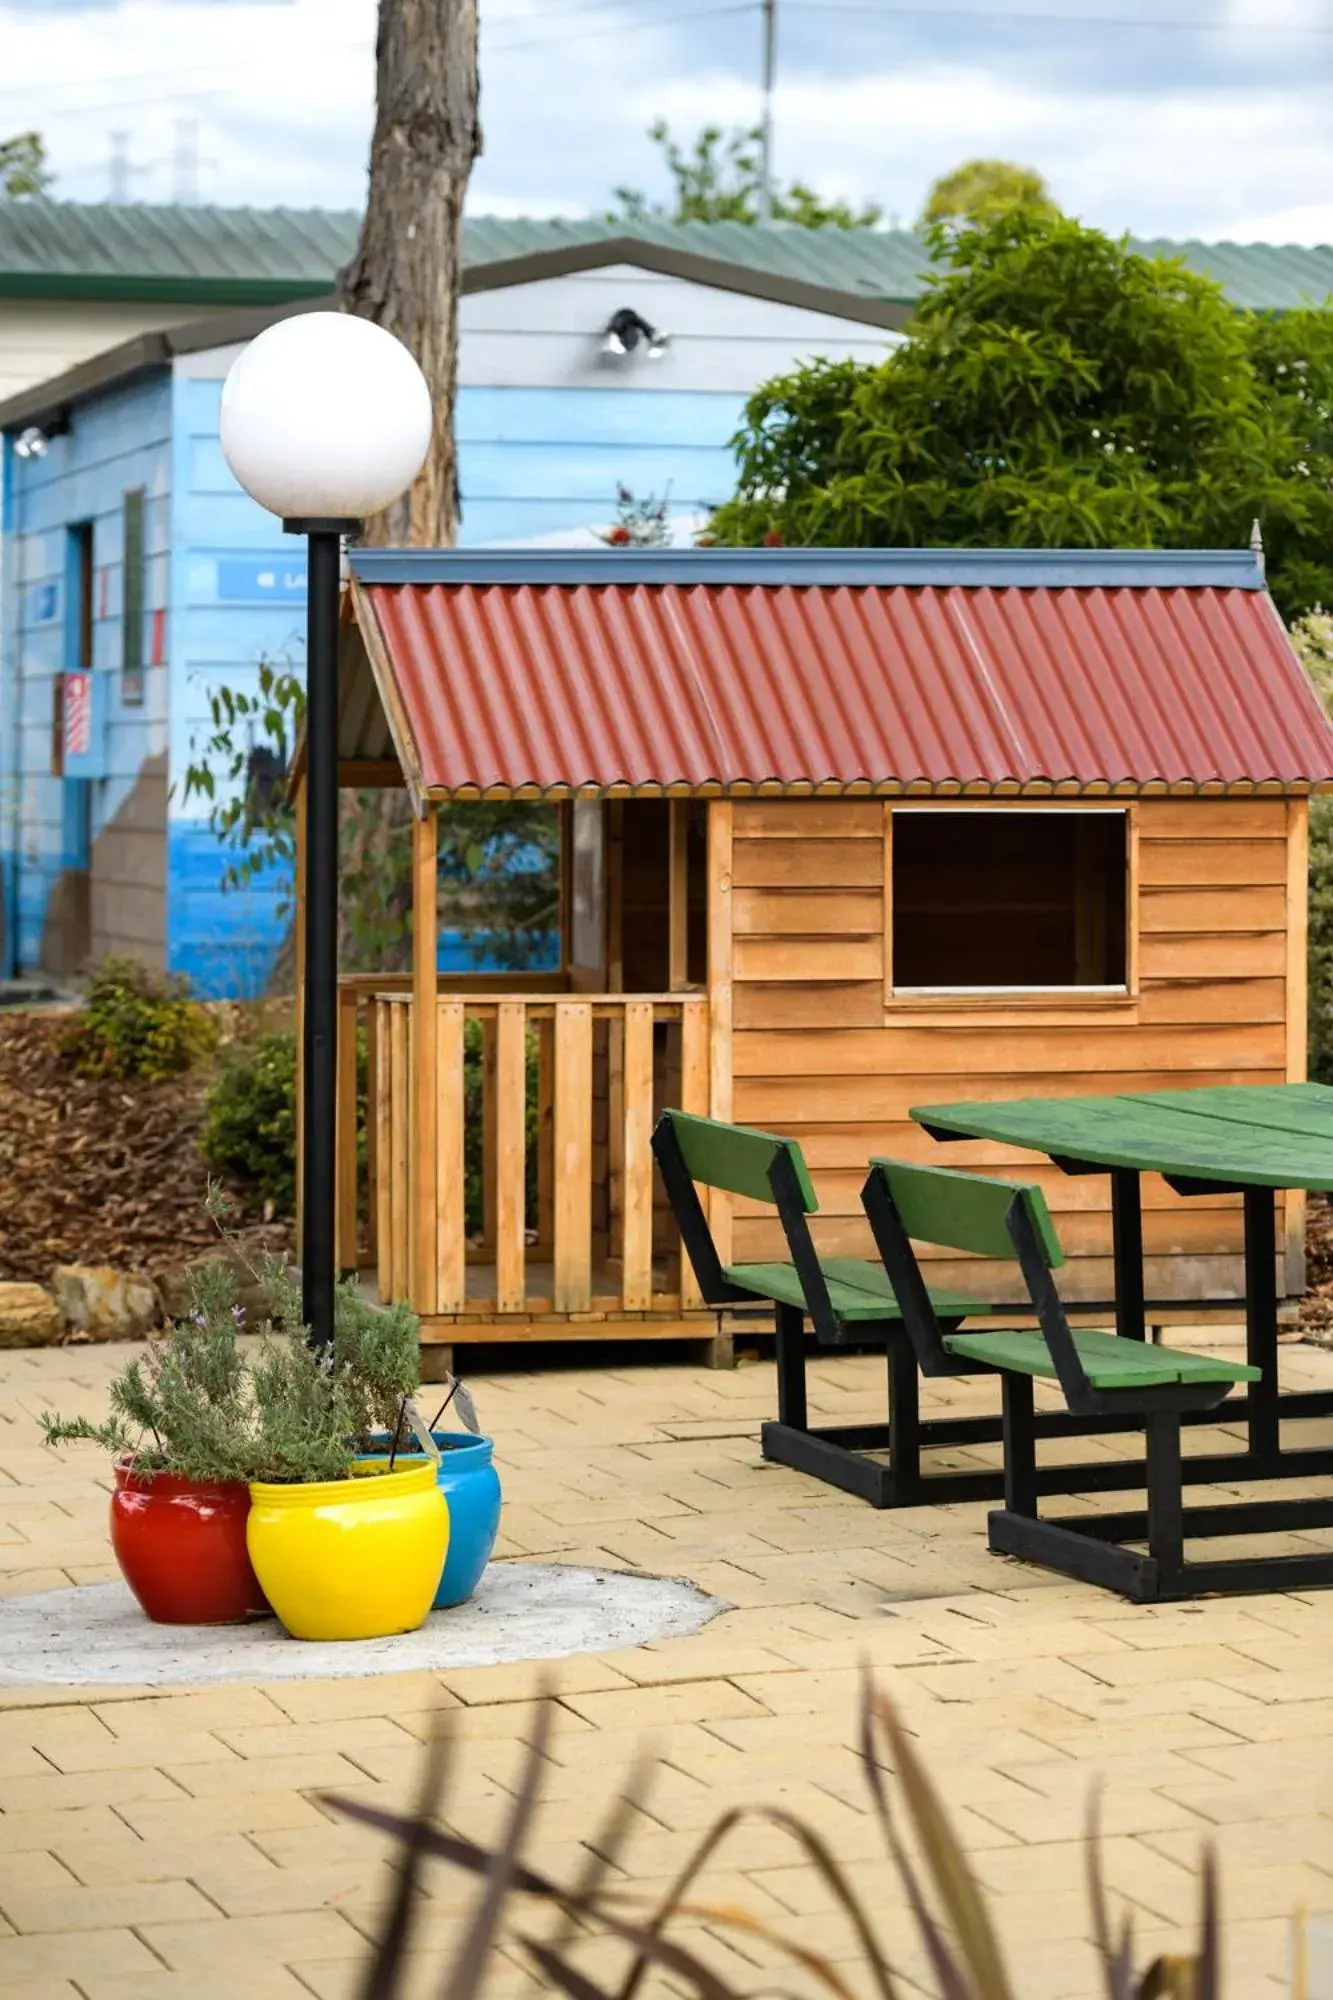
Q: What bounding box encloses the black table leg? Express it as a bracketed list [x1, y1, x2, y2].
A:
[1111, 1168, 1147, 1342]
[1243, 1184, 1281, 1458]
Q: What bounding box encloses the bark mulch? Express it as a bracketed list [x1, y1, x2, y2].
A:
[0, 1012, 288, 1286]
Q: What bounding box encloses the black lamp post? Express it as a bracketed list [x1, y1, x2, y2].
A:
[286, 517, 358, 1347]
[217, 314, 432, 1351]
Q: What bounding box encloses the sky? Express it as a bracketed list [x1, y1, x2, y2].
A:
[3, 0, 1333, 243]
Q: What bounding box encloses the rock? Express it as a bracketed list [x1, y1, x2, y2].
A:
[0, 1282, 63, 1348]
[52, 1266, 160, 1341]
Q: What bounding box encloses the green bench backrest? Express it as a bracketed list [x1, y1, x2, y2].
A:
[867, 1158, 1065, 1269]
[663, 1110, 819, 1213]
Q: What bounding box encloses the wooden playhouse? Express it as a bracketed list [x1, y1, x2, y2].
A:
[301, 546, 1333, 1364]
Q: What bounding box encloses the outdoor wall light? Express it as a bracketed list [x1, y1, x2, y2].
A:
[219, 311, 432, 1352]
[601, 308, 669, 358]
[13, 414, 70, 459]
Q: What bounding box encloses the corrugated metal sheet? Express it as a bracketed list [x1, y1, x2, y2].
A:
[3, 202, 1332, 312]
[352, 569, 1333, 798]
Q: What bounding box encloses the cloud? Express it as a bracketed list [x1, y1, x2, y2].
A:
[4, 0, 1333, 244]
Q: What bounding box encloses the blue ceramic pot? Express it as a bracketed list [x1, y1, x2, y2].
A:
[364, 1431, 501, 1609]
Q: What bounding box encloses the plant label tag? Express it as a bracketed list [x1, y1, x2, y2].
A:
[452, 1383, 481, 1434]
[402, 1398, 442, 1462]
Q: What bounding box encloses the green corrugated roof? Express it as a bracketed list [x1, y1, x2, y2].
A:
[1, 199, 1331, 312]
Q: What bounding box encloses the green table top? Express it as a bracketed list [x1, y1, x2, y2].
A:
[911, 1083, 1333, 1191]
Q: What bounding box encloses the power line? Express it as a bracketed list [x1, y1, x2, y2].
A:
[490, 1, 758, 53]
[789, 1, 1333, 33]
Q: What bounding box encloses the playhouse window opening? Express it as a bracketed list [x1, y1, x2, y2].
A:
[891, 809, 1128, 991]
[437, 802, 562, 975]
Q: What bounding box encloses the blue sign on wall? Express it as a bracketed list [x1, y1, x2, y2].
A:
[28, 581, 58, 623]
[216, 557, 307, 602]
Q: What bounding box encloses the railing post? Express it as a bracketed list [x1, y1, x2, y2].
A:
[410, 810, 439, 1315]
[335, 988, 359, 1274]
[621, 1000, 655, 1309]
[365, 999, 379, 1269]
[678, 999, 709, 1308]
[495, 1000, 527, 1313]
[553, 1001, 593, 1312]
[374, 999, 393, 1301]
[436, 998, 466, 1314]
[389, 1000, 410, 1302]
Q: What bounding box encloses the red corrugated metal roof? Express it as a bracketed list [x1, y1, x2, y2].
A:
[350, 558, 1333, 798]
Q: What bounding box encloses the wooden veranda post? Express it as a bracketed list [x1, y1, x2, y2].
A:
[411, 807, 439, 1313]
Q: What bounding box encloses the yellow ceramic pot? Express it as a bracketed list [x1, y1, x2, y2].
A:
[247, 1458, 449, 1642]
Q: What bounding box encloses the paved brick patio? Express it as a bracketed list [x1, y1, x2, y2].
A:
[3, 1337, 1333, 1998]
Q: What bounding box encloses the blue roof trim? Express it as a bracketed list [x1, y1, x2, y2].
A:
[348, 547, 1267, 591]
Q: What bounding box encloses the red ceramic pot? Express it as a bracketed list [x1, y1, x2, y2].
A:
[110, 1463, 270, 1625]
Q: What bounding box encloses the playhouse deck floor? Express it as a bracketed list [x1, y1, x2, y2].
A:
[4, 1336, 1333, 1997]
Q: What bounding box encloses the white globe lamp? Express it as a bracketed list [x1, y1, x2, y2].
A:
[220, 311, 432, 522]
[219, 311, 432, 1353]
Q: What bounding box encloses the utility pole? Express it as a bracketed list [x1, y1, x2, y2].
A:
[107, 132, 151, 203]
[108, 132, 130, 203]
[757, 0, 776, 222]
[171, 119, 199, 204]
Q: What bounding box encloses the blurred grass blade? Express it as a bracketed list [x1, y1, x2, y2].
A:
[356, 1727, 450, 2000]
[1197, 1845, 1218, 2000]
[438, 1693, 553, 2000]
[858, 1677, 972, 2000]
[1086, 1791, 1134, 2000]
[617, 1801, 899, 2000]
[873, 1692, 1016, 2000]
[667, 1896, 864, 2000]
[534, 1755, 656, 1988]
[520, 1938, 619, 2000]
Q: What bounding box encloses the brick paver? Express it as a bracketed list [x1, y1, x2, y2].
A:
[2, 1338, 1333, 1997]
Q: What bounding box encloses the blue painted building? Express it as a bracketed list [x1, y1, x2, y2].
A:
[0, 235, 900, 994]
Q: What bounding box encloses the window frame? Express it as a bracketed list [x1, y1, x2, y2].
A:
[120, 486, 146, 707]
[884, 800, 1139, 1007]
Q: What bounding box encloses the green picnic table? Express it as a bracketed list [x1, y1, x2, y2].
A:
[913, 1082, 1333, 1478]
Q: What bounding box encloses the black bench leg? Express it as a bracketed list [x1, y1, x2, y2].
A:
[1147, 1411, 1184, 1593]
[1002, 1374, 1038, 1517]
[775, 1303, 807, 1430]
[886, 1332, 922, 1506]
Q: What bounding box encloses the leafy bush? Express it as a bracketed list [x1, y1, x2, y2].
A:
[63, 956, 218, 1082]
[202, 1030, 297, 1213]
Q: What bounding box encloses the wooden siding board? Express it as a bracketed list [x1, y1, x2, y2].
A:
[729, 795, 1298, 1306]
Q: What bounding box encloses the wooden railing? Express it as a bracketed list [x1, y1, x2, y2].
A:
[339, 989, 710, 1320]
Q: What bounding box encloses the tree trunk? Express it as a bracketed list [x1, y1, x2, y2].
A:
[338, 0, 481, 551]
[320, 0, 482, 982]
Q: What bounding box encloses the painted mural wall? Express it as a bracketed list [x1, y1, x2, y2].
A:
[1, 372, 172, 977]
[3, 265, 898, 997]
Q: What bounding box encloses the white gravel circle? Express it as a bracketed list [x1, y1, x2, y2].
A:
[0, 1564, 723, 1687]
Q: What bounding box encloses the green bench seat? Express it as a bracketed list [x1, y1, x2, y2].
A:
[946, 1326, 1258, 1392]
[727, 1261, 987, 1323]
[861, 1156, 1268, 1600]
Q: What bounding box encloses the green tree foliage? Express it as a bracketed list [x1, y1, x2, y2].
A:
[182, 662, 560, 974]
[0, 132, 51, 199]
[711, 207, 1333, 621]
[610, 120, 882, 230]
[919, 156, 1055, 227]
